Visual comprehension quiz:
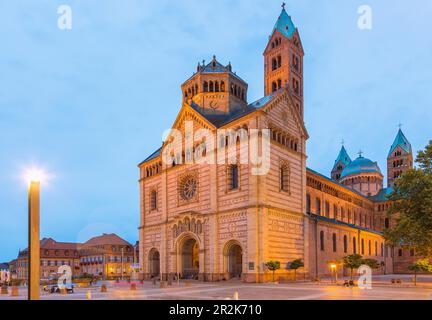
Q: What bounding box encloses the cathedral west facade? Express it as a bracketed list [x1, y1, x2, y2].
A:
[138, 6, 416, 282]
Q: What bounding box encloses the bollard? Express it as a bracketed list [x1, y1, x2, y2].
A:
[130, 283, 136, 291]
[86, 290, 92, 300]
[60, 288, 67, 295]
[1, 286, 8, 295]
[233, 291, 239, 300]
[100, 284, 107, 293]
[11, 286, 19, 297]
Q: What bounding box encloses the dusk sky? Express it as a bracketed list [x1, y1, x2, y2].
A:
[0, 0, 431, 262]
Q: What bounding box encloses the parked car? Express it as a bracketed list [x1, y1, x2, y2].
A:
[46, 284, 74, 294]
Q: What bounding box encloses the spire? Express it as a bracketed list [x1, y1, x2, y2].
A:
[333, 145, 352, 168]
[272, 3, 296, 39]
[388, 129, 412, 157]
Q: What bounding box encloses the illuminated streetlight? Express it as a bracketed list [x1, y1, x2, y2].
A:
[24, 168, 46, 300]
[330, 263, 338, 284]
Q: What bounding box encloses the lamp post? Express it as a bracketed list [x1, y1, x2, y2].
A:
[28, 178, 40, 300]
[330, 264, 338, 284]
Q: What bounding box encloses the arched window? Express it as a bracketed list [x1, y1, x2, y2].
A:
[320, 231, 325, 251]
[353, 237, 357, 254]
[384, 218, 390, 229]
[280, 163, 290, 192]
[272, 58, 277, 71]
[150, 190, 157, 211]
[343, 235, 348, 253]
[341, 207, 345, 221]
[361, 239, 365, 255]
[277, 79, 282, 89]
[332, 233, 337, 252]
[215, 81, 219, 92]
[316, 198, 321, 215]
[381, 243, 384, 257]
[272, 82, 277, 92]
[228, 165, 239, 190]
[325, 201, 330, 218]
[209, 81, 214, 92]
[220, 81, 225, 92]
[368, 240, 372, 255]
[375, 241, 378, 256]
[203, 81, 208, 92]
[277, 55, 282, 68]
[306, 194, 311, 213]
[333, 205, 338, 220]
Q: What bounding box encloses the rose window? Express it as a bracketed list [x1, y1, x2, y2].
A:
[180, 176, 197, 200]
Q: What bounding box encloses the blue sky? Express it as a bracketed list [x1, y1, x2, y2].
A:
[0, 0, 431, 262]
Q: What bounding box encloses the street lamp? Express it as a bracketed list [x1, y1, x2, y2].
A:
[330, 264, 338, 284]
[25, 169, 45, 300]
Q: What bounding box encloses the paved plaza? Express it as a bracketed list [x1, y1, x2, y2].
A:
[1, 275, 432, 300]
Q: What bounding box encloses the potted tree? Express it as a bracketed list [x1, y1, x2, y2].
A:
[288, 259, 304, 282]
[265, 261, 280, 283]
[342, 254, 363, 281]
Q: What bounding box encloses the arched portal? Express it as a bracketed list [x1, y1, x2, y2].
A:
[149, 248, 160, 278]
[223, 241, 243, 280]
[179, 237, 199, 279]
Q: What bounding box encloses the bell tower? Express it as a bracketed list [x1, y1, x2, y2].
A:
[387, 128, 413, 187]
[264, 3, 304, 117]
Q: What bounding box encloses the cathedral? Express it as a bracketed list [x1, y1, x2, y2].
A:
[137, 6, 415, 282]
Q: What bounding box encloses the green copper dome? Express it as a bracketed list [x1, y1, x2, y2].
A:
[340, 156, 382, 179]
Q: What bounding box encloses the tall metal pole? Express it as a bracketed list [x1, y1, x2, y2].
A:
[28, 181, 40, 300]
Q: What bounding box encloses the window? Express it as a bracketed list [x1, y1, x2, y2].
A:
[410, 249, 415, 257]
[272, 81, 277, 92]
[361, 239, 365, 255]
[341, 207, 345, 221]
[368, 240, 372, 255]
[280, 163, 290, 192]
[150, 190, 157, 210]
[228, 165, 239, 190]
[381, 243, 384, 257]
[333, 205, 338, 220]
[277, 55, 282, 68]
[320, 231, 325, 251]
[316, 198, 321, 215]
[343, 235, 348, 253]
[325, 201, 330, 218]
[203, 81, 208, 92]
[332, 233, 337, 252]
[353, 237, 357, 254]
[398, 249, 403, 257]
[306, 194, 311, 213]
[384, 218, 390, 229]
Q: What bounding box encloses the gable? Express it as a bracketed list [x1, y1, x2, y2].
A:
[262, 88, 308, 140]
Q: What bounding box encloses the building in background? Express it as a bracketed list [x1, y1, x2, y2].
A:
[79, 233, 135, 280]
[16, 238, 80, 280]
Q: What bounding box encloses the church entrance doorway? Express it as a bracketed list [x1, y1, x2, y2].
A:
[180, 237, 199, 280]
[149, 248, 160, 278]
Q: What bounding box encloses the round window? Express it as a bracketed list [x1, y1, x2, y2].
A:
[180, 175, 197, 200]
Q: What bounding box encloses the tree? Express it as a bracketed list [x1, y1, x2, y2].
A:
[408, 259, 432, 286]
[265, 261, 280, 282]
[385, 141, 432, 258]
[288, 259, 304, 281]
[362, 259, 380, 270]
[342, 254, 364, 280]
[416, 140, 432, 174]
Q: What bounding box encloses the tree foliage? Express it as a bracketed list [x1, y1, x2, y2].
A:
[385, 141, 432, 258]
[288, 259, 304, 281]
[265, 261, 281, 282]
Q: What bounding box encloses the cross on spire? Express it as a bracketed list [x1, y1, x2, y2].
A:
[281, 2, 286, 10]
[358, 150, 363, 158]
[341, 139, 345, 146]
[398, 123, 403, 129]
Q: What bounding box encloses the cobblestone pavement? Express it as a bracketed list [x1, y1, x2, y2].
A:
[1, 276, 432, 300]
